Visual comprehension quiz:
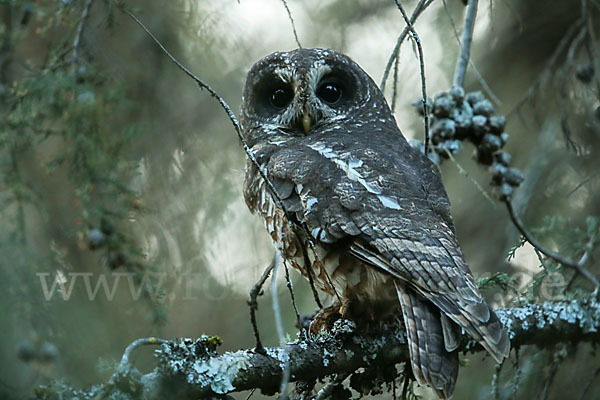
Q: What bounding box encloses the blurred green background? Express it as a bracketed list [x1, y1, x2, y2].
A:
[1, 0, 598, 399]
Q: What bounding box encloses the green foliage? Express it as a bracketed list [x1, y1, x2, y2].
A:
[507, 235, 526, 262]
[532, 215, 600, 260]
[477, 272, 517, 292]
[0, 0, 165, 345]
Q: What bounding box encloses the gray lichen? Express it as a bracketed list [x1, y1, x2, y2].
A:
[496, 298, 600, 342]
[265, 346, 290, 369]
[189, 351, 252, 394]
[156, 336, 251, 394]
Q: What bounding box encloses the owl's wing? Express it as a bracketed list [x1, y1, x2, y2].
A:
[265, 135, 509, 363]
[349, 220, 510, 363]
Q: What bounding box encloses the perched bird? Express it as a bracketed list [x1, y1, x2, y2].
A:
[240, 48, 510, 399]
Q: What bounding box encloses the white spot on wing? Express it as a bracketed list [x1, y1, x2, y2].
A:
[378, 195, 401, 210]
[307, 143, 401, 210]
[306, 197, 318, 212]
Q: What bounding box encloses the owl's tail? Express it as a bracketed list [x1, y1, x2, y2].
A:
[395, 282, 459, 400]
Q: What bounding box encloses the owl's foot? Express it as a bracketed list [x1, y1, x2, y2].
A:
[308, 299, 351, 335]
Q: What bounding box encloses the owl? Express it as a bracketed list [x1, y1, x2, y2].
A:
[240, 48, 510, 399]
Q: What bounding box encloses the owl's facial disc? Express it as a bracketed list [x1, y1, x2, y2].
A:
[242, 48, 383, 139]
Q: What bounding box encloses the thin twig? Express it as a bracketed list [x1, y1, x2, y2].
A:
[114, 337, 166, 377]
[442, 0, 501, 104]
[248, 260, 275, 353]
[271, 251, 291, 399]
[560, 24, 588, 152]
[401, 363, 411, 400]
[313, 372, 350, 400]
[245, 388, 257, 400]
[283, 258, 304, 338]
[566, 175, 594, 197]
[121, 10, 265, 198]
[453, 0, 479, 87]
[280, 0, 302, 48]
[567, 25, 587, 63]
[71, 0, 94, 64]
[392, 0, 431, 154]
[508, 18, 584, 118]
[381, 0, 433, 91]
[578, 233, 595, 267]
[391, 49, 400, 112]
[441, 146, 496, 207]
[578, 366, 600, 400]
[511, 347, 521, 400]
[492, 361, 503, 400]
[540, 346, 563, 400]
[301, 245, 323, 309]
[504, 199, 600, 292]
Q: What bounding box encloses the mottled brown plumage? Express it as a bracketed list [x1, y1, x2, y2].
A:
[241, 48, 510, 399]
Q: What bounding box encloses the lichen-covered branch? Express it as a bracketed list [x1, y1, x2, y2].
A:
[34, 298, 600, 400]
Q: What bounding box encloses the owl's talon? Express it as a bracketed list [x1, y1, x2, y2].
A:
[307, 299, 354, 335]
[308, 303, 343, 335]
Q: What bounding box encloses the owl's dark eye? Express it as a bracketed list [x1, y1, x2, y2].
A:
[269, 86, 293, 109]
[317, 82, 343, 104]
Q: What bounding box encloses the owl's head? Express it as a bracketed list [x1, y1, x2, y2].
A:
[240, 48, 392, 144]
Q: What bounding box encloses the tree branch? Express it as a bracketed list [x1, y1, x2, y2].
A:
[280, 0, 302, 48]
[504, 199, 600, 293]
[71, 0, 94, 65]
[34, 299, 600, 400]
[453, 0, 479, 87]
[392, 0, 431, 154]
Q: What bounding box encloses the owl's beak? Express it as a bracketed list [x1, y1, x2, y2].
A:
[302, 107, 311, 134]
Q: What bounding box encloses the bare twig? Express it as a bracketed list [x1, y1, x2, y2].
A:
[567, 25, 587, 63]
[301, 245, 324, 309]
[391, 50, 400, 112]
[271, 251, 291, 399]
[560, 24, 588, 152]
[504, 199, 599, 292]
[248, 260, 275, 353]
[508, 18, 584, 118]
[283, 258, 304, 337]
[381, 0, 434, 92]
[492, 361, 503, 400]
[566, 175, 594, 197]
[120, 10, 263, 195]
[539, 345, 564, 400]
[511, 347, 521, 400]
[401, 363, 412, 400]
[453, 0, 479, 87]
[441, 146, 496, 207]
[314, 372, 351, 400]
[442, 0, 501, 104]
[280, 0, 302, 48]
[245, 388, 256, 400]
[392, 0, 431, 154]
[112, 337, 166, 380]
[579, 366, 600, 400]
[71, 0, 94, 64]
